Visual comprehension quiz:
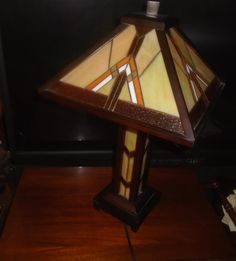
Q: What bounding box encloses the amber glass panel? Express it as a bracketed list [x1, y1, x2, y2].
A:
[139, 53, 179, 117]
[110, 25, 136, 67]
[135, 29, 160, 75]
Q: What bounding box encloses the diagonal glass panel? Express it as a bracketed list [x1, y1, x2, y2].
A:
[175, 64, 195, 111]
[110, 25, 137, 67]
[167, 34, 185, 73]
[97, 76, 118, 96]
[118, 81, 131, 103]
[135, 29, 160, 75]
[187, 45, 215, 84]
[168, 28, 193, 64]
[61, 41, 111, 88]
[139, 53, 179, 117]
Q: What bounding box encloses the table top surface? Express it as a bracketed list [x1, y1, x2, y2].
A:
[0, 167, 235, 261]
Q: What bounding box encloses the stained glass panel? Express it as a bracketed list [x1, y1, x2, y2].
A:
[140, 53, 179, 117]
[169, 28, 192, 63]
[119, 81, 131, 103]
[97, 76, 117, 96]
[124, 129, 137, 152]
[175, 64, 195, 111]
[61, 42, 111, 88]
[188, 47, 215, 84]
[135, 29, 160, 75]
[110, 25, 136, 67]
[121, 152, 128, 180]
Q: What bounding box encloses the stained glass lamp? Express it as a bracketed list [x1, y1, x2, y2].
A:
[39, 13, 224, 231]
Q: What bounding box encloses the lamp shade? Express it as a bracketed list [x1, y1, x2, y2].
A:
[40, 14, 224, 147]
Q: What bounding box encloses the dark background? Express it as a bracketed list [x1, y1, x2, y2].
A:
[0, 0, 235, 166]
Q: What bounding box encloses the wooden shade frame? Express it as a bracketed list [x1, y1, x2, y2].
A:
[39, 14, 224, 231]
[39, 14, 224, 148]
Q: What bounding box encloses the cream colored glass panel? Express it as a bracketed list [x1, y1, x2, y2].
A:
[97, 76, 116, 96]
[61, 42, 111, 88]
[175, 64, 195, 111]
[167, 34, 185, 72]
[124, 130, 137, 152]
[127, 157, 134, 183]
[187, 46, 215, 84]
[119, 81, 131, 102]
[135, 29, 160, 75]
[169, 28, 192, 64]
[119, 183, 126, 197]
[140, 54, 180, 117]
[110, 25, 136, 67]
[125, 188, 130, 200]
[121, 153, 128, 180]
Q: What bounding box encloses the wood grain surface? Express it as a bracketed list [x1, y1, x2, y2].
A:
[0, 167, 235, 260]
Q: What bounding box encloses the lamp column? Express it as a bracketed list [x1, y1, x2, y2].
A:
[94, 127, 160, 231]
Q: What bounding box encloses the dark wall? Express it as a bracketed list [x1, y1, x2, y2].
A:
[0, 0, 235, 165]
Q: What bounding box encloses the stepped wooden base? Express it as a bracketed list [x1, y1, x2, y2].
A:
[94, 184, 160, 231]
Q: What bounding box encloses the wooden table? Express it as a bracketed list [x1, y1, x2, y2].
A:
[0, 167, 235, 260]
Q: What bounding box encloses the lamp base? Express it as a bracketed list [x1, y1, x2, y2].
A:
[94, 184, 160, 231]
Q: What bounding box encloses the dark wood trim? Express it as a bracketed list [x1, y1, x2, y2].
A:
[141, 137, 152, 188]
[129, 131, 147, 201]
[39, 17, 227, 148]
[112, 126, 126, 193]
[114, 101, 185, 136]
[157, 30, 195, 143]
[94, 184, 160, 231]
[164, 27, 225, 133]
[94, 126, 161, 231]
[104, 73, 126, 110]
[190, 77, 224, 129]
[122, 14, 178, 31]
[40, 81, 194, 147]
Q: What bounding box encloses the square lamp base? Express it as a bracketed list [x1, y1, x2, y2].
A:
[94, 185, 160, 231]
